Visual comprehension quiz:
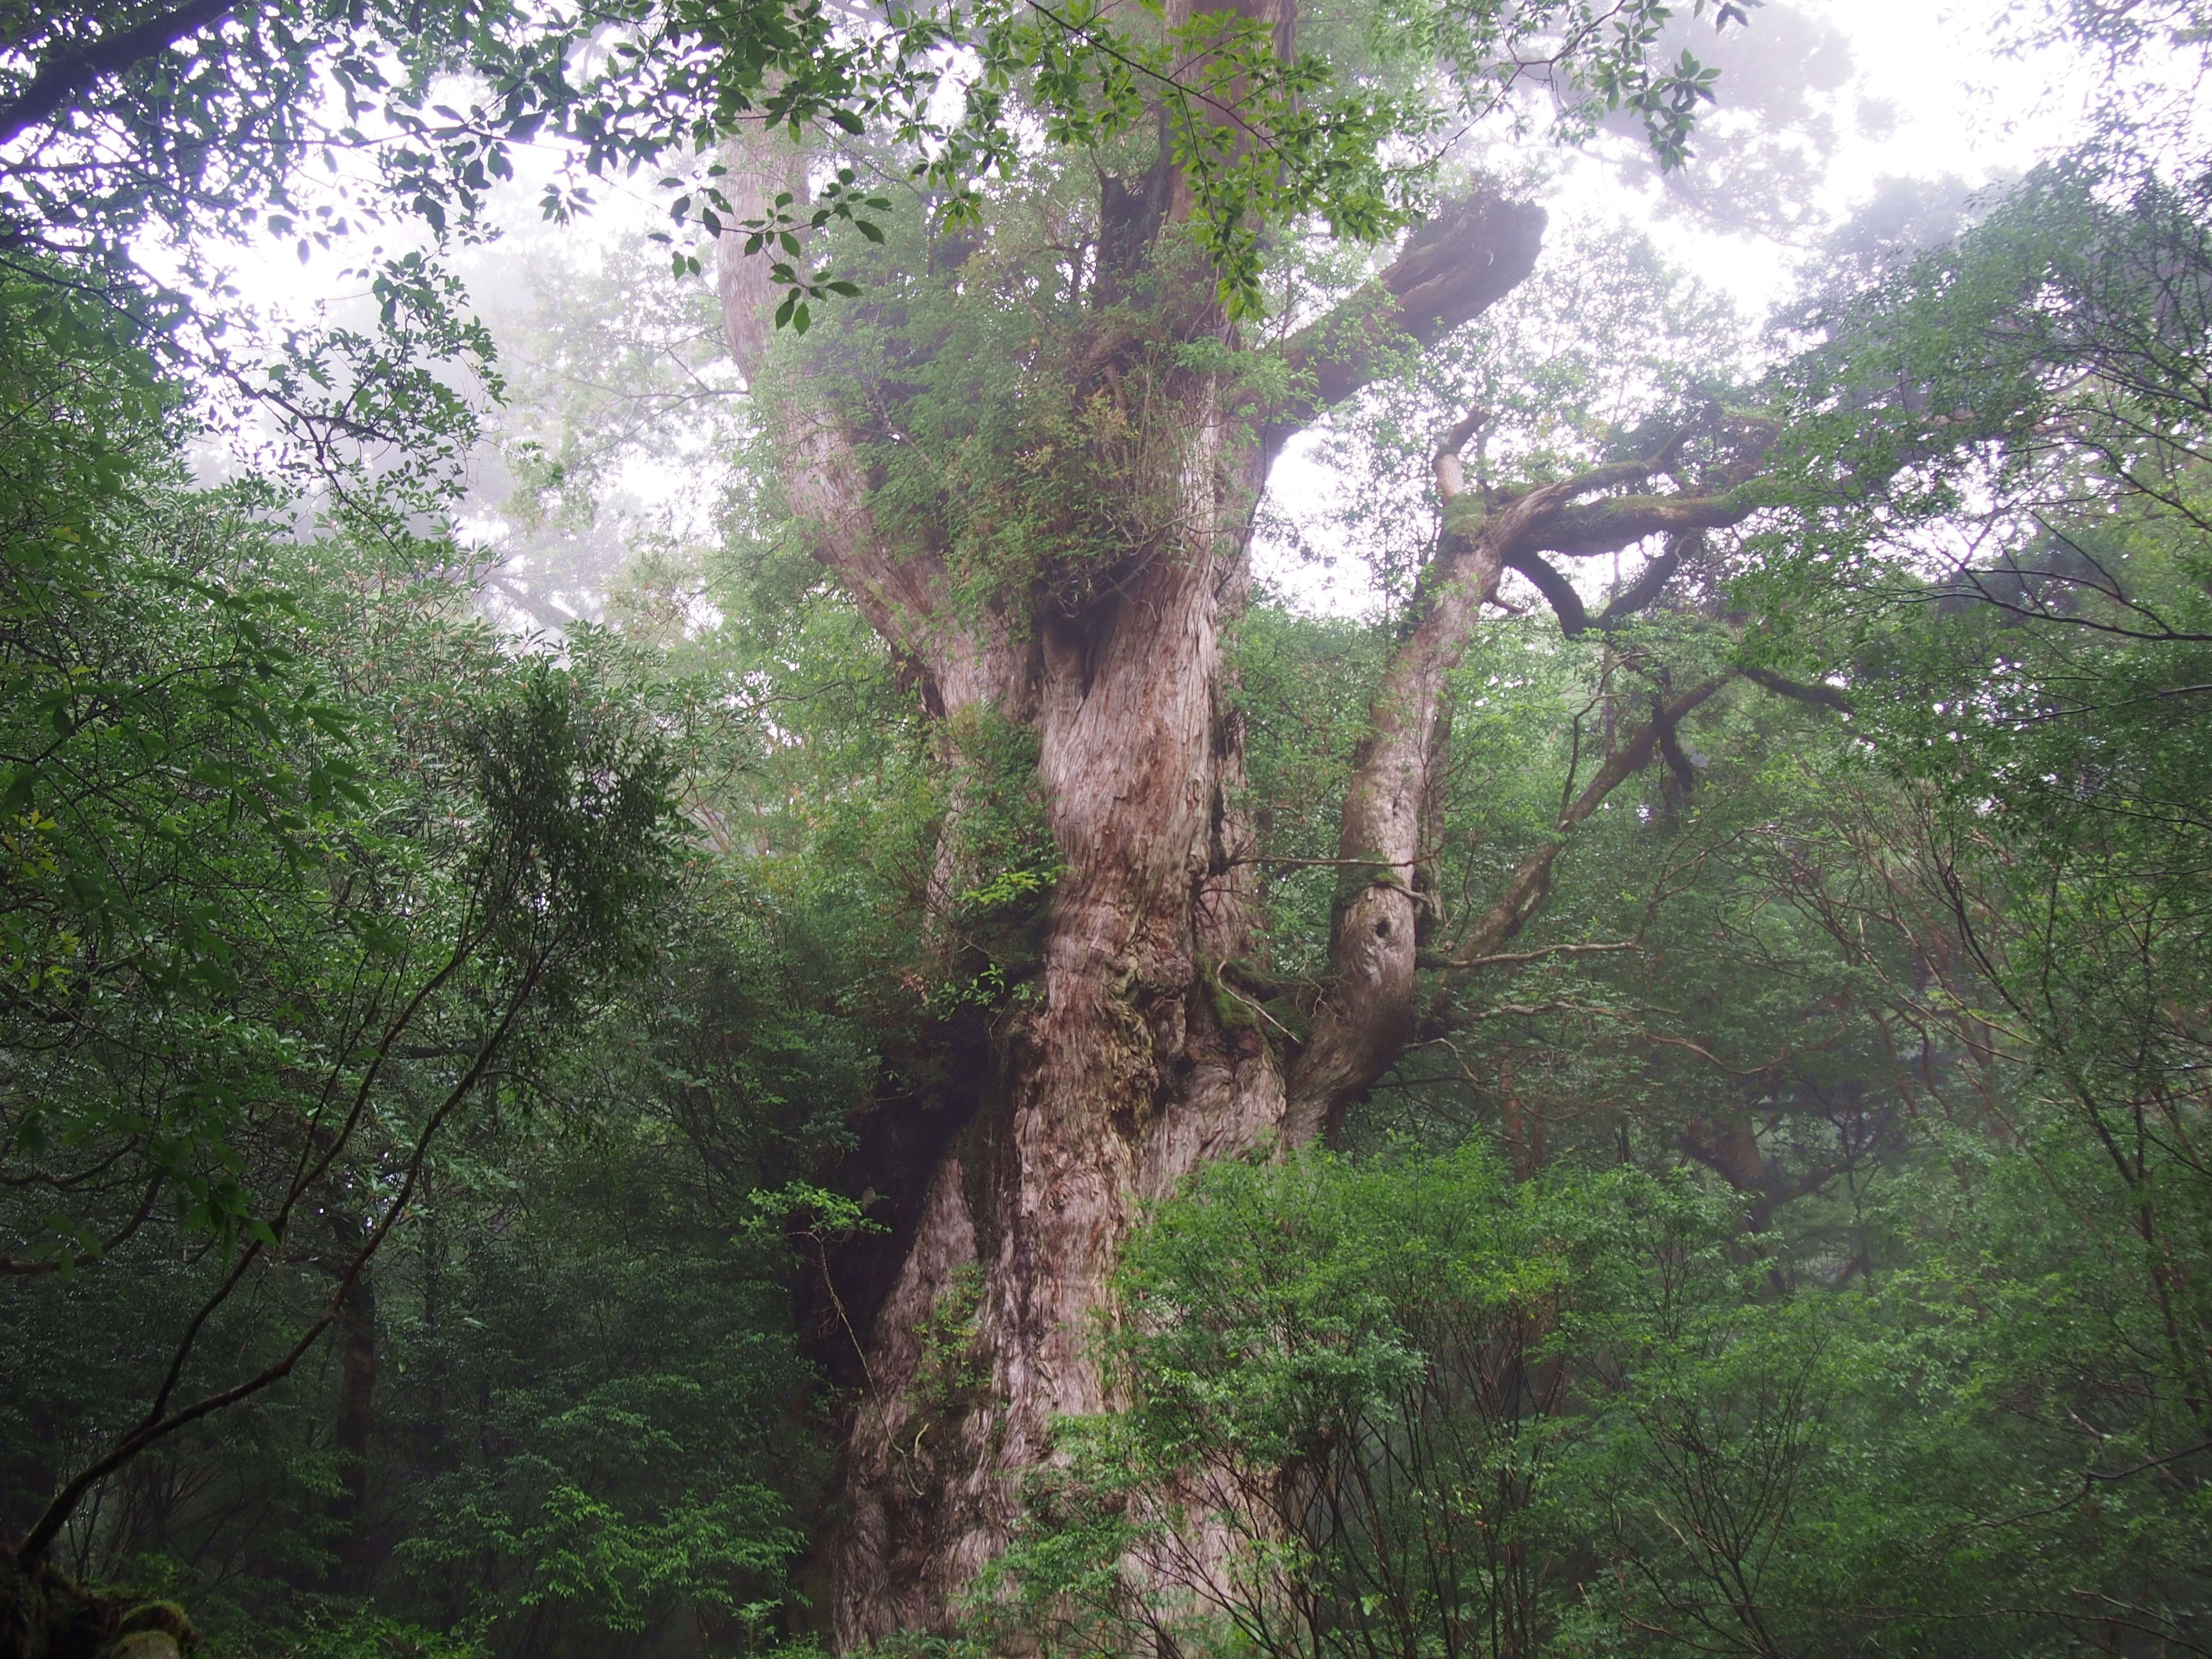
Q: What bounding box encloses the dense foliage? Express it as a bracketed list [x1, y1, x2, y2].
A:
[9, 0, 2212, 1653]
[982, 129, 2212, 1659]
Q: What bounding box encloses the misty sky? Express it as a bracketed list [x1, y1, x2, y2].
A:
[202, 0, 2099, 621]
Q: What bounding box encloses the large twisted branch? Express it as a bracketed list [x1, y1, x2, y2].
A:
[1263, 191, 1548, 463]
[1285, 410, 1800, 1140]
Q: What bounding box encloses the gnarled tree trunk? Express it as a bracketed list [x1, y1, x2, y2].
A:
[716, 45, 1762, 1637]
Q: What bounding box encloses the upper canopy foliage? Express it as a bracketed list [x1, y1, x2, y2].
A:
[2, 0, 1752, 327]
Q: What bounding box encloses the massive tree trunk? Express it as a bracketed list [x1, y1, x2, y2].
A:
[715, 42, 1763, 1637]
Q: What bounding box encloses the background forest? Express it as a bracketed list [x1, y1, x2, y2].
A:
[4, 0, 2212, 1654]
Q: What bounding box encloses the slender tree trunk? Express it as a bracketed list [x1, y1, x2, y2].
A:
[329, 1253, 377, 1594]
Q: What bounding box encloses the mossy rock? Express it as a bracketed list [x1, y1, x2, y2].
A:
[0, 1562, 196, 1659]
[99, 1632, 180, 1659]
[109, 1607, 193, 1659]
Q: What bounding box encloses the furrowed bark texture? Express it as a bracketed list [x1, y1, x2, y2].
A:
[713, 87, 1621, 1646]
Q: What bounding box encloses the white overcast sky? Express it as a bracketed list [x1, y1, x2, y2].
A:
[1627, 0, 2080, 310]
[201, 0, 2101, 618]
[1263, 0, 2093, 611]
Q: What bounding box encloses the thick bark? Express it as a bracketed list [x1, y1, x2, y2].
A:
[836, 346, 1286, 1631]
[715, 88, 1594, 1643]
[723, 117, 1294, 1644]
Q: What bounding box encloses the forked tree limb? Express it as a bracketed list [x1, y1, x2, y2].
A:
[126, 918, 485, 1434]
[1594, 531, 1695, 629]
[1288, 675, 1726, 1141]
[1406, 664, 1858, 1078]
[1511, 531, 1703, 638]
[1443, 675, 1729, 966]
[719, 158, 1546, 696]
[1505, 550, 1589, 634]
[1285, 390, 1814, 1141]
[12, 947, 546, 1566]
